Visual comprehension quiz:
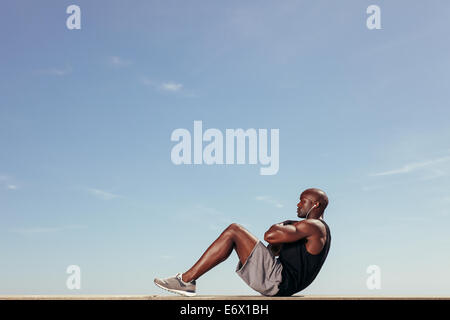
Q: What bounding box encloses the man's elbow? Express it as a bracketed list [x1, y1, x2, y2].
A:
[263, 231, 271, 243]
[264, 231, 278, 244]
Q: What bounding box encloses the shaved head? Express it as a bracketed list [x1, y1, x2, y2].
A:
[301, 188, 329, 212]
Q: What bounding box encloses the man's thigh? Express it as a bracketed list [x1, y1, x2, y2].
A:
[235, 241, 283, 296]
[230, 223, 259, 265]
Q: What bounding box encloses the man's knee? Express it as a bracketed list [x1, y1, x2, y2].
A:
[228, 223, 245, 232]
[224, 223, 245, 237]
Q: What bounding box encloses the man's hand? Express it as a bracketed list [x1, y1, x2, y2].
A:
[267, 243, 283, 256]
[265, 220, 298, 254]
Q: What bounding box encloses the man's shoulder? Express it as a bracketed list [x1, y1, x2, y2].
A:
[294, 218, 323, 226]
[295, 219, 327, 235]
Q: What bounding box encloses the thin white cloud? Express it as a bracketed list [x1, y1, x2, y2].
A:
[197, 204, 233, 225]
[141, 76, 185, 94]
[0, 174, 19, 190]
[255, 196, 283, 208]
[108, 56, 132, 67]
[159, 82, 183, 92]
[370, 155, 450, 177]
[87, 188, 120, 200]
[174, 204, 232, 232]
[140, 76, 155, 86]
[10, 225, 87, 235]
[208, 223, 222, 231]
[361, 185, 382, 192]
[195, 204, 223, 216]
[38, 66, 72, 76]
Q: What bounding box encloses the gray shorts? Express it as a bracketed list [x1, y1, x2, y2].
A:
[235, 241, 283, 296]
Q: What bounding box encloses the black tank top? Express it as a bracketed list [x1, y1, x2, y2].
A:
[275, 219, 331, 296]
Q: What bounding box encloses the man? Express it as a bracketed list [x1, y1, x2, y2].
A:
[154, 188, 331, 297]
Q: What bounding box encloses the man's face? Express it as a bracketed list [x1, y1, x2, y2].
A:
[296, 193, 317, 218]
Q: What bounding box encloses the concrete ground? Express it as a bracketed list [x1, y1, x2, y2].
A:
[1, 295, 449, 300]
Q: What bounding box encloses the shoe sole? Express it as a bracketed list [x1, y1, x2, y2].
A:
[154, 281, 197, 297]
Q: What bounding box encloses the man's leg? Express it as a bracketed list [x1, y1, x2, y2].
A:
[181, 223, 258, 283]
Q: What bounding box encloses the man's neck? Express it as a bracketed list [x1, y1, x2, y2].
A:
[305, 215, 323, 220]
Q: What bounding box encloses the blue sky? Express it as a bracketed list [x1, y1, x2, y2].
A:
[1, 0, 450, 296]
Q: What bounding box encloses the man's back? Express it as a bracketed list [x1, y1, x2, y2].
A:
[276, 219, 331, 296]
[300, 219, 329, 255]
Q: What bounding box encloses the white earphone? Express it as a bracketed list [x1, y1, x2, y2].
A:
[305, 203, 318, 219]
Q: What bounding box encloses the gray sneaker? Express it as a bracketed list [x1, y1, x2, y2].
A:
[154, 273, 197, 297]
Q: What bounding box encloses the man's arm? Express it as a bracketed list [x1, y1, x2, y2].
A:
[280, 220, 297, 225]
[264, 220, 315, 244]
